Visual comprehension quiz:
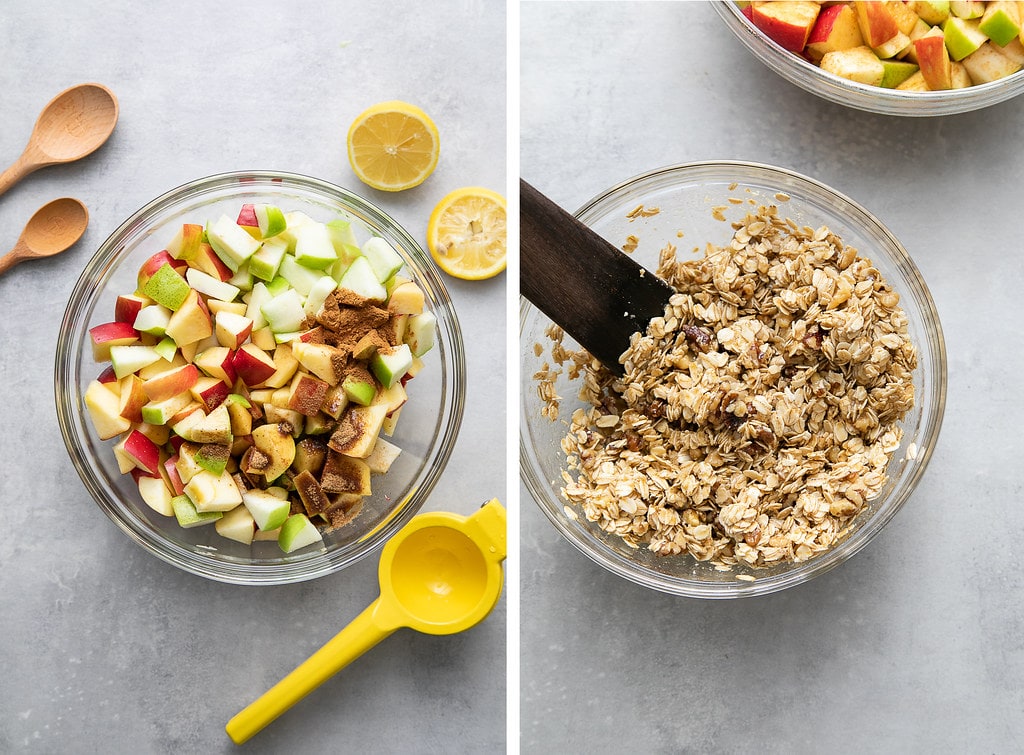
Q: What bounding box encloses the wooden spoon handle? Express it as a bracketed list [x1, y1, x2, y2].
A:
[0, 248, 26, 277]
[0, 153, 40, 199]
[520, 179, 674, 373]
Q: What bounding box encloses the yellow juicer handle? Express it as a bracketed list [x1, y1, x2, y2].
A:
[225, 598, 397, 745]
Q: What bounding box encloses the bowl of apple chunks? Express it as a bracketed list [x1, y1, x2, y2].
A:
[58, 172, 464, 585]
[715, 1, 1024, 116]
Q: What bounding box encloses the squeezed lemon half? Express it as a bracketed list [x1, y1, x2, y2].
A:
[426, 187, 507, 281]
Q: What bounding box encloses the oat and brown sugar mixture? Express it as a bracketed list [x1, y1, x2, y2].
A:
[536, 202, 917, 568]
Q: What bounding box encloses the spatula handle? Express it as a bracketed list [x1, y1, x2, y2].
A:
[520, 179, 673, 373]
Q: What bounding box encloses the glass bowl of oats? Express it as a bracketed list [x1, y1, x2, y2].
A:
[520, 161, 946, 598]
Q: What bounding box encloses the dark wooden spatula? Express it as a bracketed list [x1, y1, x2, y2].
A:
[520, 178, 676, 374]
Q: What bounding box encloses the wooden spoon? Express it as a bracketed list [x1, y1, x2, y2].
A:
[0, 83, 119, 198]
[520, 178, 675, 374]
[0, 198, 89, 276]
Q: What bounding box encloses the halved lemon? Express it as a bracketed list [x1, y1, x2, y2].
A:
[427, 187, 507, 280]
[346, 100, 440, 192]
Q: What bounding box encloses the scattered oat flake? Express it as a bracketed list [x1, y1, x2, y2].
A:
[627, 204, 660, 221]
[711, 206, 728, 221]
[622, 235, 639, 253]
[728, 182, 738, 191]
[736, 574, 757, 582]
[775, 192, 791, 202]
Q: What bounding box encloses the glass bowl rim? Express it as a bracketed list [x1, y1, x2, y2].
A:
[56, 169, 466, 585]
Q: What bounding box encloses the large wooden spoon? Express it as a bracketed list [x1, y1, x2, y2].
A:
[520, 179, 675, 374]
[0, 198, 89, 276]
[0, 83, 119, 198]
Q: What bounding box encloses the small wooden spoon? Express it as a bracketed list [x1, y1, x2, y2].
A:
[0, 83, 119, 198]
[0, 198, 89, 276]
[520, 179, 675, 374]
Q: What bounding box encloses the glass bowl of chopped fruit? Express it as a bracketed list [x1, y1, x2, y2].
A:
[713, 1, 1024, 116]
[56, 171, 465, 585]
[520, 161, 946, 597]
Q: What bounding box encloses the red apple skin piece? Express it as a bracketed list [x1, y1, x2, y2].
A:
[118, 374, 148, 423]
[130, 467, 161, 482]
[167, 223, 204, 261]
[143, 363, 201, 402]
[137, 250, 186, 290]
[192, 242, 234, 282]
[915, 34, 953, 88]
[237, 204, 259, 229]
[854, 0, 900, 48]
[231, 344, 277, 386]
[122, 429, 162, 474]
[164, 455, 186, 495]
[195, 346, 238, 386]
[750, 1, 821, 52]
[191, 376, 231, 412]
[807, 4, 865, 59]
[90, 321, 140, 361]
[97, 365, 118, 384]
[115, 294, 148, 324]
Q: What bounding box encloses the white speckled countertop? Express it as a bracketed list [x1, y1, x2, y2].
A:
[521, 2, 1024, 753]
[0, 2, 505, 752]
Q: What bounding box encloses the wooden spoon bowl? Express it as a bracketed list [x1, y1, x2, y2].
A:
[0, 197, 89, 276]
[0, 83, 118, 197]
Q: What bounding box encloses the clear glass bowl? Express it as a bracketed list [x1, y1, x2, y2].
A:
[713, 1, 1024, 116]
[56, 171, 465, 585]
[520, 161, 947, 598]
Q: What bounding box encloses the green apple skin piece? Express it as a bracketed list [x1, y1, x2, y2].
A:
[265, 275, 292, 296]
[260, 288, 307, 333]
[880, 59, 920, 87]
[153, 336, 178, 362]
[228, 265, 254, 293]
[171, 494, 223, 528]
[245, 281, 274, 330]
[326, 219, 363, 264]
[142, 263, 191, 311]
[255, 204, 287, 239]
[293, 222, 339, 270]
[215, 504, 255, 544]
[110, 344, 163, 379]
[133, 304, 172, 336]
[140, 392, 193, 425]
[206, 214, 261, 272]
[185, 267, 241, 302]
[278, 513, 324, 553]
[278, 254, 322, 296]
[908, 0, 951, 25]
[342, 375, 377, 406]
[979, 1, 1021, 46]
[338, 256, 387, 302]
[249, 237, 288, 281]
[370, 343, 413, 389]
[304, 275, 338, 317]
[361, 237, 404, 283]
[404, 312, 437, 358]
[820, 46, 885, 85]
[241, 488, 292, 531]
[943, 16, 989, 60]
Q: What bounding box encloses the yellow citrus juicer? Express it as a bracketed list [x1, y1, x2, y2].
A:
[226, 498, 507, 745]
